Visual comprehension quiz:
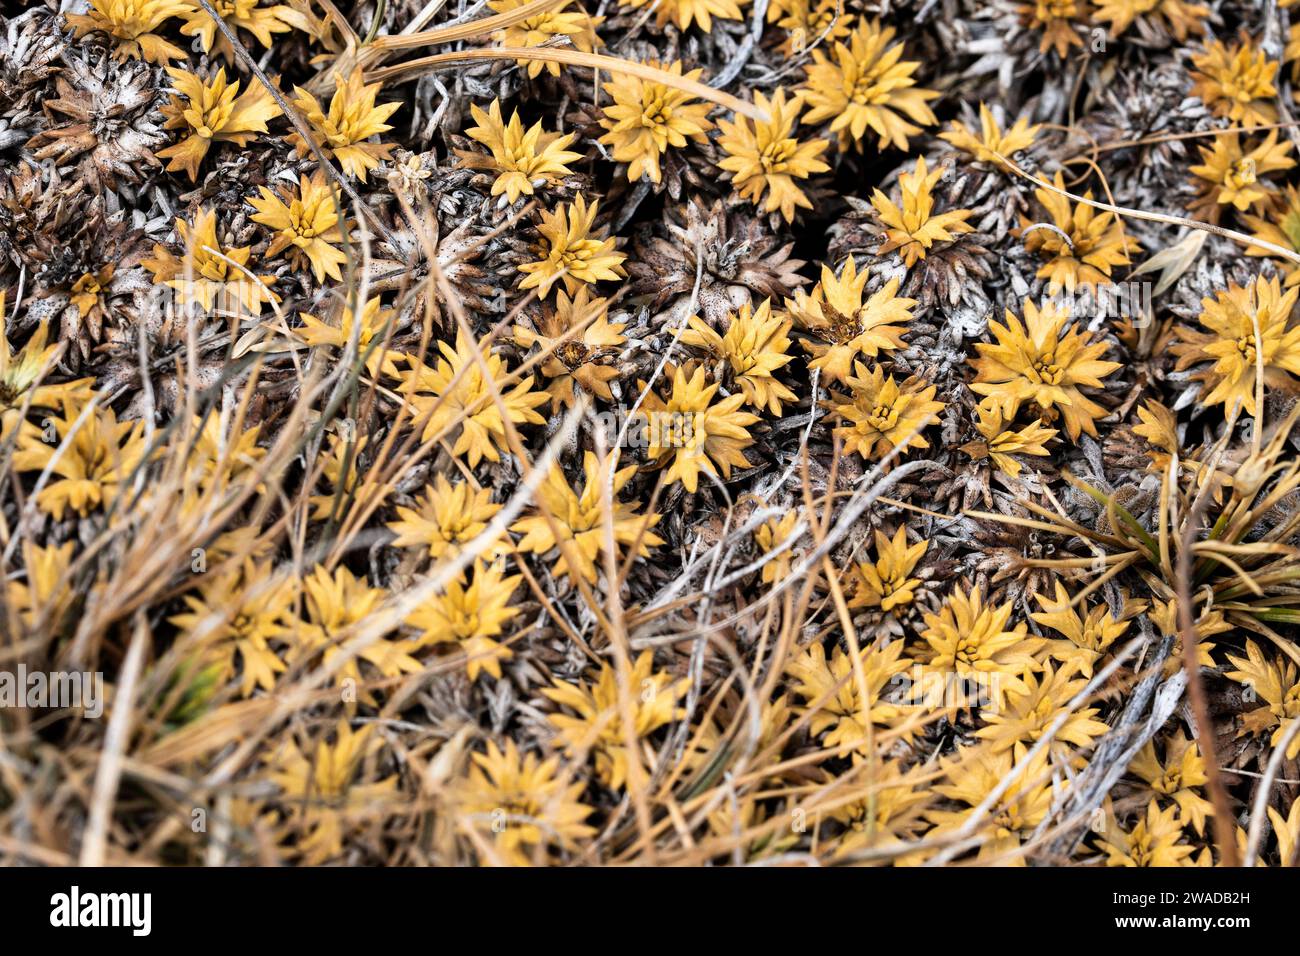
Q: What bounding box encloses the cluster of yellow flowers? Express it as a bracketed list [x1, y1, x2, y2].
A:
[148, 62, 396, 291]
[1175, 31, 1300, 421]
[1182, 34, 1300, 271]
[1015, 0, 1209, 56]
[11, 0, 1300, 871]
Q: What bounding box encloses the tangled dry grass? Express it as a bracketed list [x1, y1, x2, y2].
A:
[3, 0, 1300, 867]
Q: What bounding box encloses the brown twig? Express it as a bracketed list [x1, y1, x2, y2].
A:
[1175, 478, 1241, 868]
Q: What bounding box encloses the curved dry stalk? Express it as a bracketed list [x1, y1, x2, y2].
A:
[80, 615, 148, 866]
[1175, 473, 1241, 868]
[1088, 120, 1300, 153]
[370, 0, 565, 50]
[312, 0, 361, 45]
[365, 48, 766, 120]
[992, 149, 1300, 265]
[310, 0, 566, 88]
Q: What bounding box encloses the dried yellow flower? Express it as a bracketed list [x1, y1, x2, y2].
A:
[1131, 730, 1213, 835]
[6, 542, 77, 635]
[914, 585, 1041, 709]
[453, 740, 595, 864]
[848, 526, 927, 612]
[1176, 275, 1300, 419]
[268, 720, 397, 865]
[786, 639, 911, 752]
[405, 562, 522, 681]
[623, 0, 743, 31]
[939, 103, 1041, 170]
[1191, 35, 1279, 128]
[1031, 583, 1134, 679]
[971, 298, 1120, 441]
[828, 758, 932, 858]
[829, 363, 945, 462]
[599, 60, 715, 185]
[1132, 399, 1180, 473]
[249, 170, 348, 283]
[158, 66, 282, 182]
[1225, 639, 1300, 760]
[518, 194, 627, 298]
[753, 509, 801, 584]
[871, 156, 975, 268]
[1091, 0, 1208, 40]
[65, 0, 189, 64]
[1022, 172, 1139, 293]
[186, 412, 266, 491]
[1188, 131, 1294, 223]
[959, 401, 1057, 477]
[397, 330, 549, 466]
[1148, 598, 1223, 671]
[459, 99, 583, 205]
[288, 68, 401, 181]
[975, 661, 1109, 758]
[170, 560, 293, 696]
[768, 0, 852, 55]
[1017, 0, 1084, 57]
[717, 88, 830, 223]
[512, 451, 663, 583]
[1244, 183, 1300, 285]
[387, 474, 504, 561]
[487, 0, 602, 79]
[296, 296, 399, 377]
[544, 650, 687, 789]
[12, 400, 147, 520]
[0, 312, 93, 441]
[680, 299, 797, 416]
[179, 0, 303, 57]
[514, 288, 625, 409]
[1271, 796, 1300, 866]
[1096, 799, 1196, 867]
[142, 207, 279, 314]
[292, 564, 421, 705]
[785, 257, 917, 384]
[800, 18, 939, 151]
[926, 745, 1053, 865]
[639, 365, 760, 493]
[69, 267, 115, 325]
